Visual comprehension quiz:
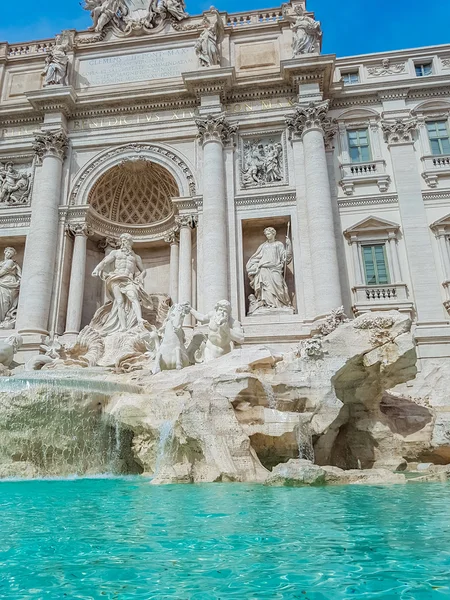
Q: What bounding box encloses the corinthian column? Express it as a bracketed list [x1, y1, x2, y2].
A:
[176, 215, 197, 325]
[17, 129, 68, 335]
[65, 223, 92, 335]
[195, 113, 236, 312]
[382, 118, 444, 323]
[164, 229, 180, 304]
[286, 101, 342, 317]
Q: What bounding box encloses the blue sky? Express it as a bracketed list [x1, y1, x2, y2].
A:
[0, 0, 448, 57]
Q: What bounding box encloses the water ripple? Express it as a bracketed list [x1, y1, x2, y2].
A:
[0, 480, 450, 598]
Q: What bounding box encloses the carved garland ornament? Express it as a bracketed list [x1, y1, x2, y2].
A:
[195, 113, 237, 145]
[285, 100, 337, 143]
[70, 143, 196, 205]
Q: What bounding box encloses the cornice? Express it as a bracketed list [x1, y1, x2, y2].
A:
[337, 194, 398, 208]
[234, 192, 296, 206]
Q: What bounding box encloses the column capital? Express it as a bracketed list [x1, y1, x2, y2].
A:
[285, 100, 337, 141]
[195, 113, 237, 145]
[381, 117, 418, 146]
[33, 129, 69, 163]
[175, 214, 198, 229]
[66, 223, 93, 238]
[164, 229, 180, 245]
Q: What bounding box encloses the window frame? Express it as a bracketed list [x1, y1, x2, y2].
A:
[426, 120, 450, 156]
[415, 61, 433, 77]
[341, 70, 360, 85]
[361, 243, 390, 286]
[347, 127, 372, 163]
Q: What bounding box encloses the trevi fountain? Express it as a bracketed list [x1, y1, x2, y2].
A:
[0, 0, 450, 597]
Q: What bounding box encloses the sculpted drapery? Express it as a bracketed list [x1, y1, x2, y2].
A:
[246, 227, 293, 312]
[0, 248, 21, 329]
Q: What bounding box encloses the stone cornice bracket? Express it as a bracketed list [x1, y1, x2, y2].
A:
[164, 229, 180, 244]
[285, 100, 337, 142]
[33, 129, 69, 163]
[175, 214, 198, 229]
[195, 113, 237, 145]
[381, 118, 418, 146]
[66, 223, 93, 238]
[25, 86, 77, 117]
[183, 67, 235, 102]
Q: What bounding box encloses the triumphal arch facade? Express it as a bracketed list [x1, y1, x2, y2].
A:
[1, 0, 450, 363]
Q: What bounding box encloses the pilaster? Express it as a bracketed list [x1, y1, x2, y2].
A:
[381, 116, 449, 332]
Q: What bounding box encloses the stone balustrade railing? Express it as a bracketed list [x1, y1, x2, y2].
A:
[421, 154, 450, 188]
[340, 159, 390, 195]
[352, 283, 413, 316]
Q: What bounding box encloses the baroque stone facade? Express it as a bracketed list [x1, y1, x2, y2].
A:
[0, 0, 449, 368]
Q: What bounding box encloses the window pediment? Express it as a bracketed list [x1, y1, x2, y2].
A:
[344, 216, 400, 239]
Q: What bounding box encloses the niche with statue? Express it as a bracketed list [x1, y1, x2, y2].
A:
[242, 217, 296, 316]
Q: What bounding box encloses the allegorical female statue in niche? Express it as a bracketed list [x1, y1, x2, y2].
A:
[0, 247, 22, 329]
[246, 227, 293, 315]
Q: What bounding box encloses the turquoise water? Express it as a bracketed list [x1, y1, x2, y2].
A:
[1, 479, 450, 599]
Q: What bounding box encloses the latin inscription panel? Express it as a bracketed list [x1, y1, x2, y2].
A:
[77, 47, 197, 88]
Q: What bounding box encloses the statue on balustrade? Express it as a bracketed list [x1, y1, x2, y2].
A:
[195, 8, 223, 67]
[83, 0, 129, 33]
[0, 163, 31, 206]
[286, 5, 322, 56]
[42, 35, 69, 86]
[0, 247, 22, 330]
[246, 227, 293, 315]
[158, 0, 188, 21]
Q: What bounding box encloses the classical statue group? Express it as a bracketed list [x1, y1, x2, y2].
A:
[242, 140, 283, 187]
[82, 0, 188, 34]
[38, 1, 322, 89]
[0, 223, 294, 370]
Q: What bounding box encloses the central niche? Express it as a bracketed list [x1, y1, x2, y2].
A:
[88, 160, 179, 226]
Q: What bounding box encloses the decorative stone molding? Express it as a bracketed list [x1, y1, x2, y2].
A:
[195, 113, 237, 145]
[338, 194, 397, 208]
[66, 223, 93, 238]
[175, 214, 198, 229]
[70, 143, 197, 206]
[234, 192, 296, 207]
[381, 118, 418, 145]
[285, 101, 337, 141]
[164, 229, 180, 245]
[441, 58, 450, 69]
[33, 129, 69, 163]
[367, 59, 406, 78]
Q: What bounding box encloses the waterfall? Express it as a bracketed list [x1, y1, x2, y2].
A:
[154, 421, 175, 476]
[0, 373, 142, 479]
[296, 419, 314, 462]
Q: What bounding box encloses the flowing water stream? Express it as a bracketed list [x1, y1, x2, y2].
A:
[0, 372, 142, 478]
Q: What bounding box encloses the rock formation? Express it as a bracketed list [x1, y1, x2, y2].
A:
[5, 309, 450, 483]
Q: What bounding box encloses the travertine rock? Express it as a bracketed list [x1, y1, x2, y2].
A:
[322, 466, 406, 485]
[265, 459, 326, 486]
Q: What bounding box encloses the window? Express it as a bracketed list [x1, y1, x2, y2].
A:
[348, 129, 371, 163]
[415, 62, 433, 77]
[342, 71, 360, 85]
[362, 244, 389, 285]
[427, 121, 450, 155]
